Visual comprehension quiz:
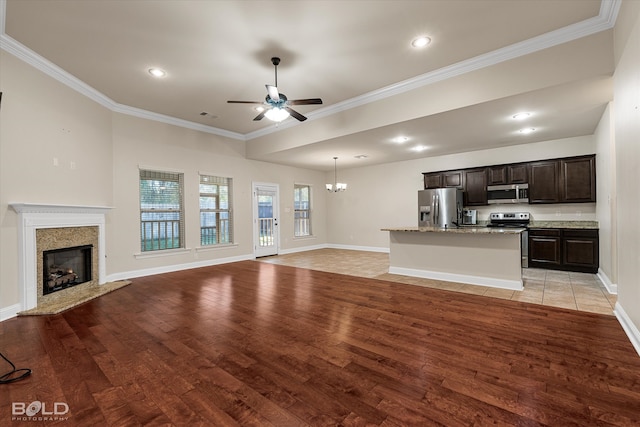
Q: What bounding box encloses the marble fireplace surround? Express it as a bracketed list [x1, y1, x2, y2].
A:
[10, 203, 112, 312]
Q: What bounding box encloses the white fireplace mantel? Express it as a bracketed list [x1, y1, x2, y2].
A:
[10, 203, 114, 311]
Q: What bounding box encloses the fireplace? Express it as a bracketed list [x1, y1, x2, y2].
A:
[43, 245, 93, 295]
[10, 203, 112, 313]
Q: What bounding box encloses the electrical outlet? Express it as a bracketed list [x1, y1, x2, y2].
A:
[53, 157, 59, 166]
[70, 161, 76, 170]
[555, 211, 561, 216]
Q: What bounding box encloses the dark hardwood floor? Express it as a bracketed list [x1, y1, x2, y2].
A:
[2, 260, 639, 426]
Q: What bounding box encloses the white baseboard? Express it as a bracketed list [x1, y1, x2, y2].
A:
[327, 243, 390, 253]
[0, 303, 21, 322]
[278, 243, 329, 255]
[106, 253, 255, 282]
[389, 266, 523, 291]
[597, 268, 617, 294]
[614, 302, 640, 357]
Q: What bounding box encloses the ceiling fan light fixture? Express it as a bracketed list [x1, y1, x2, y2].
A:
[264, 107, 290, 122]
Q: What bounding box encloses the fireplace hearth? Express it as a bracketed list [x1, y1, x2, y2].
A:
[43, 244, 93, 295]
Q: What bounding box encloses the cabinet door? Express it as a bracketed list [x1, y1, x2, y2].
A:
[529, 160, 560, 203]
[528, 229, 562, 268]
[443, 170, 464, 189]
[562, 229, 599, 273]
[464, 168, 488, 206]
[423, 173, 442, 189]
[488, 166, 507, 185]
[508, 163, 529, 184]
[560, 155, 596, 203]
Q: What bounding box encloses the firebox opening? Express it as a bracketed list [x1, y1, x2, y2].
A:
[43, 244, 93, 295]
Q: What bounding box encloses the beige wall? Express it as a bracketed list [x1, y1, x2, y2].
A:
[108, 113, 328, 278]
[0, 51, 113, 311]
[0, 51, 327, 314]
[613, 0, 640, 334]
[595, 103, 616, 284]
[326, 135, 597, 249]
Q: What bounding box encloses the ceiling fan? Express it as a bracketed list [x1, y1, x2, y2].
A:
[227, 57, 322, 122]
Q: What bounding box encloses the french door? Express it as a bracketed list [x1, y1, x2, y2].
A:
[253, 183, 279, 257]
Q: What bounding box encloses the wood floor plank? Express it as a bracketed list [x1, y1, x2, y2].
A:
[2, 260, 639, 426]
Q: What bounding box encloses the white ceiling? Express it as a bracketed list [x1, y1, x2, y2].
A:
[2, 0, 617, 171]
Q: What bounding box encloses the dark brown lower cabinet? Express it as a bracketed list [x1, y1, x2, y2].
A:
[528, 229, 562, 269]
[528, 228, 599, 273]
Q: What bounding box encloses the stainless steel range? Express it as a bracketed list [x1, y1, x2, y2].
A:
[487, 212, 530, 228]
[487, 212, 530, 267]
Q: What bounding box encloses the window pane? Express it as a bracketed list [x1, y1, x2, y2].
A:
[140, 171, 184, 252]
[199, 175, 233, 246]
[199, 195, 217, 209]
[294, 184, 311, 237]
[200, 212, 217, 245]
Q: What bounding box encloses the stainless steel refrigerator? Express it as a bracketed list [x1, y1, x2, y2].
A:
[418, 188, 463, 228]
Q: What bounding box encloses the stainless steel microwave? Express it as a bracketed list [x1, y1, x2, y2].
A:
[487, 183, 529, 204]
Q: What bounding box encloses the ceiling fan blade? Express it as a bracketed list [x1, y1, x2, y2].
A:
[288, 98, 323, 105]
[227, 100, 262, 104]
[284, 107, 307, 122]
[266, 85, 280, 102]
[253, 110, 266, 121]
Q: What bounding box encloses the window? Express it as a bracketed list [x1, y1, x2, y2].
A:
[294, 184, 311, 237]
[139, 170, 184, 252]
[200, 175, 233, 246]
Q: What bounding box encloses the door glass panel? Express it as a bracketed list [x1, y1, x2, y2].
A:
[258, 194, 274, 248]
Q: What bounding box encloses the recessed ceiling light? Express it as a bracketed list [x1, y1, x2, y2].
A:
[392, 136, 409, 143]
[512, 112, 531, 120]
[354, 154, 368, 159]
[411, 36, 431, 48]
[411, 145, 428, 152]
[518, 127, 536, 134]
[148, 68, 166, 78]
[255, 106, 265, 112]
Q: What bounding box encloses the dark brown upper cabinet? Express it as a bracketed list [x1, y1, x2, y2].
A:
[423, 154, 595, 206]
[529, 155, 596, 204]
[529, 160, 561, 203]
[464, 168, 488, 206]
[423, 173, 442, 189]
[508, 163, 529, 184]
[487, 166, 507, 185]
[560, 155, 596, 203]
[488, 163, 528, 185]
[423, 170, 464, 189]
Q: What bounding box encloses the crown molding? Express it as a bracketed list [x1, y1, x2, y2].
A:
[245, 0, 620, 140]
[1, 0, 620, 141]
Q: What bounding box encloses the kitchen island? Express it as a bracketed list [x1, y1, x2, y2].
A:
[381, 226, 525, 290]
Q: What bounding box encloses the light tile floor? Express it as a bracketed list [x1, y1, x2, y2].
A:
[258, 248, 617, 316]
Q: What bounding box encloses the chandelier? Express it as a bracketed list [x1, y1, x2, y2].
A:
[326, 157, 347, 192]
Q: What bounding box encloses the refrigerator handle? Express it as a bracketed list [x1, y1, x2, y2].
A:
[434, 194, 439, 225]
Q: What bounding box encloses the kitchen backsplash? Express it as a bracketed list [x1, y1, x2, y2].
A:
[471, 203, 597, 223]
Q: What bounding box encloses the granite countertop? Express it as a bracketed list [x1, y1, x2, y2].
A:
[381, 226, 524, 235]
[528, 221, 598, 229]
